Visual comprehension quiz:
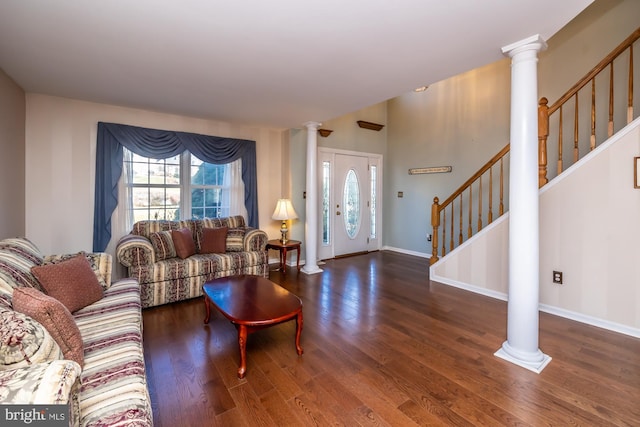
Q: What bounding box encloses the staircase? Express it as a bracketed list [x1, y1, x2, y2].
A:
[430, 27, 640, 265]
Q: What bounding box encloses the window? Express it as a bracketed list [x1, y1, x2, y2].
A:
[124, 149, 239, 222]
[321, 161, 331, 245]
[370, 164, 377, 239]
[189, 156, 229, 219]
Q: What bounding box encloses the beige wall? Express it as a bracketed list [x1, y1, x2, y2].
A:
[0, 69, 26, 239]
[433, 120, 640, 334]
[431, 0, 640, 335]
[25, 94, 287, 255]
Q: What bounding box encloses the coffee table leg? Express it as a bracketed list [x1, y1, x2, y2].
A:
[295, 311, 304, 355]
[237, 325, 248, 379]
[203, 296, 211, 324]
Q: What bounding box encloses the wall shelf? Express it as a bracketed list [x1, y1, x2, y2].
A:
[356, 120, 384, 131]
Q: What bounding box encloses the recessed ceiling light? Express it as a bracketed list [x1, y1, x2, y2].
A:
[414, 86, 429, 92]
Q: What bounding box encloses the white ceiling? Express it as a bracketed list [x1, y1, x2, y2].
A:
[0, 0, 593, 129]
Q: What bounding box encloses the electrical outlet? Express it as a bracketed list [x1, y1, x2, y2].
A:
[553, 271, 563, 284]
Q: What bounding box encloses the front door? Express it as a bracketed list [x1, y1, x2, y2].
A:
[333, 154, 370, 256]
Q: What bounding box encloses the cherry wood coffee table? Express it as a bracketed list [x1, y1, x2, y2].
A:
[202, 275, 303, 378]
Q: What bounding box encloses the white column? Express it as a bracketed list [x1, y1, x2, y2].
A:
[494, 34, 551, 373]
[301, 121, 323, 275]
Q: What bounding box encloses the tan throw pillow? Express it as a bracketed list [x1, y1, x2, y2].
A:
[31, 254, 104, 313]
[149, 230, 177, 261]
[226, 228, 246, 252]
[199, 227, 228, 254]
[12, 287, 84, 368]
[172, 228, 196, 259]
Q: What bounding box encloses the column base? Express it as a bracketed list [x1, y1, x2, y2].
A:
[301, 265, 323, 275]
[494, 341, 552, 374]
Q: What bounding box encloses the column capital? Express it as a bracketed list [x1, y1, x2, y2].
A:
[501, 34, 547, 58]
[303, 121, 322, 130]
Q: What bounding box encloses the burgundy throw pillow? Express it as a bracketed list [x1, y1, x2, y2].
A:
[199, 227, 228, 254]
[31, 254, 104, 313]
[13, 287, 84, 368]
[172, 228, 196, 259]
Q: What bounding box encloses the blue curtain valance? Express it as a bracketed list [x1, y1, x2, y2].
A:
[93, 122, 258, 251]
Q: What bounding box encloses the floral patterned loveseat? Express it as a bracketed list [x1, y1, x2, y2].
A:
[0, 237, 152, 427]
[116, 215, 269, 308]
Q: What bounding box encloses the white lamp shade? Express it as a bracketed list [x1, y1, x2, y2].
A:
[272, 199, 298, 220]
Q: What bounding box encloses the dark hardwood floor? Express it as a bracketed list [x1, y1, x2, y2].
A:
[142, 251, 640, 426]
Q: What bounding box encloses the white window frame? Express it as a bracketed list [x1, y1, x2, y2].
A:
[124, 149, 233, 222]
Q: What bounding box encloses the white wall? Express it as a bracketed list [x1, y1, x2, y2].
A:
[25, 94, 287, 255]
[286, 102, 388, 262]
[0, 69, 25, 239]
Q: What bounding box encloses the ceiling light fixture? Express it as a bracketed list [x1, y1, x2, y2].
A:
[414, 86, 429, 92]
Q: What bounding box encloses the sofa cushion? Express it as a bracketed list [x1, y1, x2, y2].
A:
[13, 287, 84, 368]
[226, 227, 246, 252]
[199, 227, 228, 254]
[0, 306, 62, 370]
[172, 228, 196, 259]
[31, 254, 104, 313]
[73, 278, 153, 427]
[149, 230, 177, 261]
[131, 251, 267, 284]
[0, 360, 81, 405]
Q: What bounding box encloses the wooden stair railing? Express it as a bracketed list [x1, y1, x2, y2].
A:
[538, 27, 639, 186]
[430, 27, 639, 266]
[430, 144, 509, 265]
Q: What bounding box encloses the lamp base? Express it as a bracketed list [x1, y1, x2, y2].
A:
[280, 222, 288, 244]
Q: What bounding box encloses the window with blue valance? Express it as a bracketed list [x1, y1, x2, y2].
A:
[93, 122, 258, 252]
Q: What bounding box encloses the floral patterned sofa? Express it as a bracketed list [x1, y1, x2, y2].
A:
[0, 237, 152, 427]
[116, 215, 269, 308]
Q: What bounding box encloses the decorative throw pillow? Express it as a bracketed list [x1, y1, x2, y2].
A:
[12, 287, 84, 368]
[43, 252, 108, 290]
[31, 254, 104, 313]
[0, 306, 62, 370]
[226, 228, 246, 252]
[172, 228, 196, 259]
[199, 227, 228, 254]
[149, 230, 177, 261]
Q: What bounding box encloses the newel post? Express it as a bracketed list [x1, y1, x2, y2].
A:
[430, 197, 440, 265]
[538, 97, 549, 188]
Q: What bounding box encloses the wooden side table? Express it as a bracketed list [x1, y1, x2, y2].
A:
[266, 239, 301, 273]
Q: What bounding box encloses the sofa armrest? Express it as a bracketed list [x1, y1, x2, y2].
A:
[116, 234, 155, 268]
[0, 360, 81, 404]
[244, 228, 268, 252]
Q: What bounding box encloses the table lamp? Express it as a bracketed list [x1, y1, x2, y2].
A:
[272, 198, 298, 243]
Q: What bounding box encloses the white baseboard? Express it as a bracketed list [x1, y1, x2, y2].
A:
[430, 274, 508, 301]
[539, 304, 640, 339]
[430, 274, 640, 339]
[382, 246, 431, 259]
